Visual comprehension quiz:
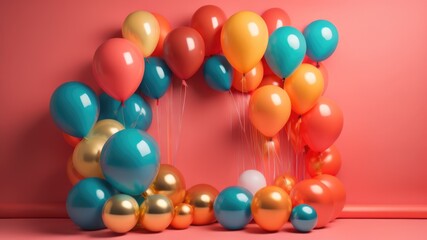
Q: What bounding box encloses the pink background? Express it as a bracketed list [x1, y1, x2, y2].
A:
[1, 0, 427, 218]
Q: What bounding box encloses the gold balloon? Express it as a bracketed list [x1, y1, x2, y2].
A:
[139, 194, 173, 232]
[251, 186, 292, 232]
[170, 203, 193, 229]
[102, 194, 140, 233]
[184, 184, 219, 225]
[66, 156, 84, 185]
[88, 119, 124, 139]
[72, 135, 107, 178]
[274, 174, 296, 194]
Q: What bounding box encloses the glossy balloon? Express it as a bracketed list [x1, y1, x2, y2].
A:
[170, 203, 194, 229]
[92, 38, 144, 102]
[258, 75, 283, 88]
[102, 194, 140, 233]
[163, 27, 205, 80]
[122, 11, 160, 57]
[265, 26, 306, 78]
[301, 97, 344, 152]
[303, 57, 329, 94]
[306, 145, 341, 177]
[314, 174, 346, 220]
[139, 57, 172, 99]
[304, 20, 339, 62]
[284, 63, 324, 114]
[214, 186, 253, 230]
[261, 8, 291, 35]
[66, 178, 115, 230]
[100, 129, 160, 195]
[191, 5, 227, 56]
[151, 13, 171, 57]
[221, 11, 268, 73]
[203, 55, 233, 91]
[140, 194, 174, 232]
[238, 170, 267, 195]
[290, 204, 318, 233]
[232, 61, 263, 93]
[50, 82, 99, 138]
[67, 156, 84, 185]
[88, 119, 124, 139]
[285, 112, 306, 153]
[184, 184, 219, 225]
[73, 135, 108, 178]
[273, 174, 296, 194]
[62, 132, 82, 148]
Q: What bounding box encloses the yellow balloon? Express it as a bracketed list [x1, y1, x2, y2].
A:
[139, 194, 174, 232]
[72, 135, 107, 178]
[221, 11, 268, 73]
[102, 194, 140, 233]
[170, 203, 194, 229]
[122, 10, 160, 57]
[88, 119, 124, 139]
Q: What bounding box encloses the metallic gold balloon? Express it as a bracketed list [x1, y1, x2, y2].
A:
[72, 135, 108, 178]
[66, 156, 84, 185]
[184, 184, 219, 225]
[102, 194, 140, 233]
[170, 203, 193, 229]
[139, 194, 173, 232]
[88, 119, 124, 139]
[274, 174, 296, 194]
[251, 186, 292, 232]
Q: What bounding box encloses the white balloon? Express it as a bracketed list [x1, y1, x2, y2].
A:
[238, 170, 267, 195]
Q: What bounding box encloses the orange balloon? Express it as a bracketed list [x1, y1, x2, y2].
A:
[273, 174, 296, 194]
[305, 145, 342, 177]
[151, 13, 171, 57]
[232, 61, 263, 93]
[284, 63, 324, 114]
[290, 179, 334, 228]
[303, 57, 329, 95]
[62, 132, 81, 147]
[170, 203, 194, 229]
[184, 184, 219, 225]
[66, 156, 84, 185]
[249, 85, 291, 137]
[314, 174, 346, 221]
[258, 75, 283, 88]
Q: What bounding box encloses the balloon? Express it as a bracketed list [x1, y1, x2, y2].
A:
[170, 203, 194, 229]
[251, 186, 292, 232]
[98, 93, 117, 121]
[303, 57, 329, 94]
[304, 20, 339, 62]
[314, 174, 346, 221]
[265, 26, 306, 78]
[284, 63, 324, 114]
[261, 8, 291, 35]
[301, 97, 344, 152]
[273, 174, 296, 194]
[214, 186, 253, 230]
[221, 11, 268, 73]
[50, 82, 99, 138]
[100, 129, 160, 195]
[305, 145, 341, 177]
[163, 27, 205, 80]
[93, 38, 144, 102]
[66, 178, 115, 230]
[67, 156, 84, 185]
[102, 194, 140, 233]
[73, 135, 108, 178]
[285, 112, 306, 153]
[191, 5, 227, 56]
[232, 61, 263, 93]
[62, 132, 81, 147]
[258, 75, 283, 88]
[290, 204, 318, 233]
[238, 169, 266, 195]
[290, 179, 334, 228]
[139, 57, 172, 99]
[140, 194, 173, 232]
[151, 13, 171, 57]
[184, 184, 219, 225]
[262, 57, 274, 76]
[249, 85, 292, 137]
[88, 119, 124, 139]
[203, 55, 233, 91]
[122, 11, 160, 57]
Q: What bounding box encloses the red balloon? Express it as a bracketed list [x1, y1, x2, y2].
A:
[163, 27, 205, 80]
[191, 5, 226, 56]
[301, 97, 343, 152]
[151, 13, 172, 57]
[314, 174, 346, 221]
[258, 74, 283, 88]
[304, 57, 329, 94]
[306, 145, 342, 177]
[290, 179, 334, 228]
[93, 38, 144, 102]
[62, 132, 81, 147]
[261, 57, 274, 76]
[261, 8, 291, 35]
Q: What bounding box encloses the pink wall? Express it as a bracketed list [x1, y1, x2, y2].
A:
[1, 0, 426, 217]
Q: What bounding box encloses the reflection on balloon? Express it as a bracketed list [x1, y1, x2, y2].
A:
[184, 184, 219, 225]
[304, 20, 339, 62]
[290, 204, 318, 233]
[73, 135, 108, 178]
[139, 57, 172, 99]
[102, 194, 140, 233]
[306, 145, 341, 177]
[139, 194, 174, 232]
[170, 203, 194, 229]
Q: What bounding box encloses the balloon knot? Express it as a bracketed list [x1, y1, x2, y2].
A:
[156, 99, 160, 106]
[316, 62, 320, 68]
[182, 79, 188, 87]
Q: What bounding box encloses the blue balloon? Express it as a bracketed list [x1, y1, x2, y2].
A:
[139, 57, 172, 99]
[290, 204, 318, 233]
[50, 82, 99, 138]
[66, 178, 115, 230]
[265, 26, 306, 78]
[203, 55, 233, 91]
[100, 129, 160, 195]
[303, 20, 339, 62]
[214, 186, 253, 230]
[99, 93, 152, 130]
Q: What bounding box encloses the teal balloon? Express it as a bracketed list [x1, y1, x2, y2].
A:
[50, 82, 99, 138]
[214, 186, 253, 230]
[265, 26, 306, 78]
[66, 178, 115, 230]
[203, 55, 232, 91]
[100, 129, 160, 195]
[290, 204, 318, 233]
[139, 57, 172, 99]
[303, 20, 339, 62]
[99, 93, 152, 130]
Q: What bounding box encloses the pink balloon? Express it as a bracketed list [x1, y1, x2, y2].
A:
[261, 8, 291, 35]
[301, 97, 343, 152]
[92, 38, 144, 102]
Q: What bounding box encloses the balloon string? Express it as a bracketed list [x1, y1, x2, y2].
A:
[174, 79, 188, 166]
[167, 85, 173, 165]
[228, 90, 244, 131]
